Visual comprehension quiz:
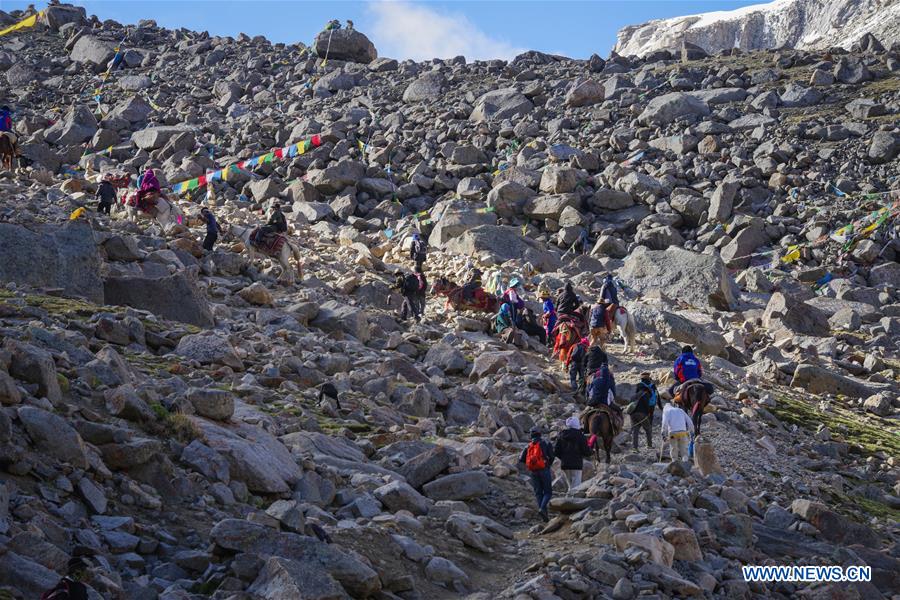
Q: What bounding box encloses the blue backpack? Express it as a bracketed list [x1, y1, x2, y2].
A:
[640, 382, 657, 408]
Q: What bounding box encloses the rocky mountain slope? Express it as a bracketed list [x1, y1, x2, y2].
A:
[0, 3, 898, 600]
[614, 0, 900, 58]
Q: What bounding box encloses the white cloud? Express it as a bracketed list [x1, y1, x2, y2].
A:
[366, 1, 526, 61]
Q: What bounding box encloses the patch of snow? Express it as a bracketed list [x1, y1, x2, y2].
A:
[688, 0, 793, 29]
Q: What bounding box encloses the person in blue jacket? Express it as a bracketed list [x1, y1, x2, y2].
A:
[670, 346, 713, 396]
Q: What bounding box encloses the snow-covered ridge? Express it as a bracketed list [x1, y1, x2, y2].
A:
[614, 0, 900, 57]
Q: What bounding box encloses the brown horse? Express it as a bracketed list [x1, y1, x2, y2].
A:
[0, 133, 18, 170]
[675, 381, 710, 437]
[587, 409, 615, 465]
[431, 276, 498, 313]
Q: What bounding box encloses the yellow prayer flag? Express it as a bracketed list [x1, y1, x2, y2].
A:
[781, 246, 801, 264]
[0, 12, 40, 38]
[69, 207, 86, 221]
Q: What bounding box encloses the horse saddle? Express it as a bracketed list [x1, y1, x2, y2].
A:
[250, 227, 285, 255]
[581, 405, 624, 437]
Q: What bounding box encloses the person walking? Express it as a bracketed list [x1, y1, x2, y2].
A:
[410, 232, 427, 272]
[95, 179, 116, 215]
[661, 401, 694, 461]
[200, 207, 221, 252]
[631, 372, 658, 451]
[554, 416, 591, 492]
[519, 428, 555, 522]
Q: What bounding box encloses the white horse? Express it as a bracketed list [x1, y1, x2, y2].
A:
[591, 305, 638, 354]
[117, 189, 185, 232]
[228, 223, 304, 285]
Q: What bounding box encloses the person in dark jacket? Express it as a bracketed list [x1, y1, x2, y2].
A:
[410, 232, 427, 272]
[95, 179, 116, 215]
[567, 337, 589, 393]
[631, 372, 658, 450]
[588, 362, 616, 407]
[413, 266, 427, 317]
[554, 416, 591, 491]
[585, 345, 608, 380]
[519, 428, 555, 522]
[556, 281, 580, 316]
[268, 204, 288, 233]
[394, 271, 421, 323]
[200, 207, 221, 252]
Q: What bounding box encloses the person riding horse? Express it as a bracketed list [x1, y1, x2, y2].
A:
[556, 281, 581, 317]
[137, 168, 161, 211]
[669, 346, 714, 398]
[599, 273, 619, 327]
[253, 204, 288, 250]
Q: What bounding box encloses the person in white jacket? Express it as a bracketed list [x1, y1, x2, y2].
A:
[661, 402, 695, 461]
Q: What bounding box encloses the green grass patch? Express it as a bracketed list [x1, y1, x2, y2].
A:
[772, 394, 900, 459]
[147, 402, 202, 443]
[826, 489, 900, 523]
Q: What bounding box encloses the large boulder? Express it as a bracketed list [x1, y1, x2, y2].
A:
[311, 301, 370, 343]
[5, 340, 62, 405]
[422, 471, 489, 501]
[104, 271, 214, 328]
[70, 35, 115, 68]
[44, 105, 98, 146]
[565, 79, 604, 107]
[197, 421, 302, 494]
[210, 518, 380, 596]
[174, 332, 243, 370]
[620, 247, 738, 310]
[403, 70, 446, 102]
[0, 221, 103, 304]
[442, 225, 561, 272]
[17, 406, 88, 468]
[131, 126, 195, 151]
[428, 204, 498, 246]
[469, 88, 534, 122]
[867, 131, 900, 164]
[638, 92, 710, 125]
[790, 364, 884, 399]
[43, 5, 87, 30]
[762, 293, 829, 336]
[313, 29, 377, 63]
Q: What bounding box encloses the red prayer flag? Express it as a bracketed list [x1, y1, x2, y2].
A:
[311, 134, 321, 147]
[197, 175, 207, 187]
[274, 148, 284, 159]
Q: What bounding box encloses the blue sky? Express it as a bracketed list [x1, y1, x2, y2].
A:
[5, 0, 769, 59]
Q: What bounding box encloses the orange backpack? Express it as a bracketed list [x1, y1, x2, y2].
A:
[525, 441, 547, 471]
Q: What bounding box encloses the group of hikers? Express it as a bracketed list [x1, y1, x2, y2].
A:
[520, 344, 708, 521]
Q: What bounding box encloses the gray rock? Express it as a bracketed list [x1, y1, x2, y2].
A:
[45, 105, 98, 146]
[762, 292, 829, 336]
[470, 88, 534, 122]
[197, 420, 302, 494]
[70, 35, 115, 67]
[422, 471, 489, 501]
[0, 220, 103, 303]
[131, 126, 195, 151]
[105, 272, 214, 328]
[373, 480, 431, 515]
[187, 387, 235, 421]
[313, 28, 377, 63]
[790, 364, 883, 399]
[248, 556, 348, 600]
[403, 70, 445, 102]
[174, 332, 243, 370]
[400, 446, 453, 489]
[311, 300, 370, 343]
[565, 79, 604, 107]
[5, 339, 62, 404]
[442, 225, 561, 272]
[638, 92, 710, 125]
[210, 518, 380, 596]
[18, 406, 88, 468]
[621, 246, 738, 310]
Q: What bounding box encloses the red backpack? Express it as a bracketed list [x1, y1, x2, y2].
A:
[525, 441, 547, 471]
